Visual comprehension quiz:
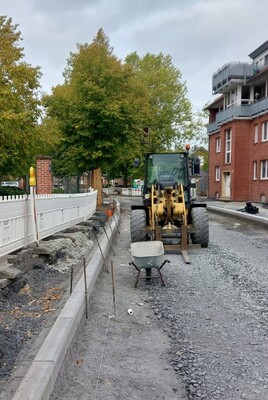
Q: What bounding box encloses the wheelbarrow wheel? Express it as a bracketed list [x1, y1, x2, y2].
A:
[146, 268, 152, 279]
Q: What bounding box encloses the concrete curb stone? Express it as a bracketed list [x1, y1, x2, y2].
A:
[207, 203, 268, 227]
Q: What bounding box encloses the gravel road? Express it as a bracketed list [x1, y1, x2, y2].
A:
[1, 197, 268, 400]
[51, 199, 268, 400]
[147, 213, 268, 400]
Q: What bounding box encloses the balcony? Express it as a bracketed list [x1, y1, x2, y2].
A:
[212, 62, 255, 94]
[207, 97, 268, 134]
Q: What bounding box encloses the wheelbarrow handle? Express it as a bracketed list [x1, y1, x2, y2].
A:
[129, 261, 141, 272]
[158, 259, 170, 271]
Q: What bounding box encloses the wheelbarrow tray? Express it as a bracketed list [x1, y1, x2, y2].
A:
[130, 241, 164, 268]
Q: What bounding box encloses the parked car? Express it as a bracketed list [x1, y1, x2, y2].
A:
[1, 180, 19, 187]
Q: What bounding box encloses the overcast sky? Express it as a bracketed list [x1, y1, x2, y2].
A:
[2, 0, 268, 111]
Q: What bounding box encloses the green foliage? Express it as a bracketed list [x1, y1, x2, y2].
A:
[44, 29, 150, 177]
[52, 187, 64, 194]
[0, 16, 42, 179]
[43, 29, 206, 183]
[125, 51, 198, 151]
[190, 146, 208, 172]
[0, 186, 27, 196]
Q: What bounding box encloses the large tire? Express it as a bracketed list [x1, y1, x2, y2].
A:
[130, 209, 147, 243]
[191, 207, 209, 248]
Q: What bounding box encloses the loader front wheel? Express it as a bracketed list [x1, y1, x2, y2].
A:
[191, 207, 209, 248]
[130, 209, 147, 243]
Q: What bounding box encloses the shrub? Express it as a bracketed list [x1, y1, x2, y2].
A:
[0, 186, 27, 196]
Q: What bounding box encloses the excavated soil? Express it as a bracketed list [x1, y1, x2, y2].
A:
[0, 209, 108, 389]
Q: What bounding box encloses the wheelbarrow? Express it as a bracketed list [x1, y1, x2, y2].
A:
[129, 241, 170, 287]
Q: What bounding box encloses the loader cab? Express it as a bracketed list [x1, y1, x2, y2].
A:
[143, 152, 191, 204]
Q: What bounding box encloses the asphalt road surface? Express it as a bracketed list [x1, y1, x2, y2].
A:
[50, 198, 268, 400]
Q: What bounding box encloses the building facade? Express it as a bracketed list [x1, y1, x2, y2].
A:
[207, 41, 268, 202]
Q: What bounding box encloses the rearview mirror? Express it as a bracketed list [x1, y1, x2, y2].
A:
[193, 157, 200, 175]
[134, 158, 140, 167]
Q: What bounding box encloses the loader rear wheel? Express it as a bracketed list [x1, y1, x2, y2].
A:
[191, 207, 209, 248]
[130, 209, 147, 243]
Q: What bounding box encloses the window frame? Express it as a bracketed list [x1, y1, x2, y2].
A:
[215, 137, 221, 153]
[253, 161, 257, 180]
[254, 124, 258, 144]
[225, 129, 232, 164]
[215, 166, 220, 181]
[260, 160, 268, 179]
[261, 121, 268, 142]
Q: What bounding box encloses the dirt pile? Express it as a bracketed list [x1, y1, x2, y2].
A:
[0, 212, 105, 381]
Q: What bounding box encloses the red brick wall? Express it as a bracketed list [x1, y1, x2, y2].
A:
[249, 115, 268, 202]
[36, 157, 52, 194]
[208, 116, 268, 202]
[232, 120, 251, 201]
[208, 132, 222, 198]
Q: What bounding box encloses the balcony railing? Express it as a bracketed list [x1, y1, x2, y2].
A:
[208, 97, 268, 134]
[212, 62, 255, 94]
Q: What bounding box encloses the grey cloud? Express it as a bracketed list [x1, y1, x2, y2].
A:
[2, 0, 268, 108]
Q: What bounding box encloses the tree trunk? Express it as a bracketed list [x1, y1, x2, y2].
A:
[123, 168, 128, 188]
[91, 168, 103, 206]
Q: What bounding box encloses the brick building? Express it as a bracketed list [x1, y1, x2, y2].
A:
[207, 41, 268, 202]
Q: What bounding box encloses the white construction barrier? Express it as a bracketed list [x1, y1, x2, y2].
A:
[0, 191, 97, 258]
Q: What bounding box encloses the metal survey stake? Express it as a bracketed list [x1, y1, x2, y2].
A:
[102, 225, 116, 255]
[70, 266, 73, 295]
[93, 226, 109, 273]
[112, 211, 120, 234]
[83, 257, 88, 319]
[106, 215, 113, 235]
[111, 260, 117, 320]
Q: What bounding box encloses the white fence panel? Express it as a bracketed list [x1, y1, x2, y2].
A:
[0, 195, 29, 257]
[131, 188, 142, 196]
[0, 191, 97, 258]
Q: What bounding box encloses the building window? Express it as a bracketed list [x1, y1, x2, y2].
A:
[216, 137, 221, 153]
[253, 161, 257, 180]
[254, 125, 258, 143]
[262, 121, 268, 142]
[260, 160, 268, 179]
[215, 166, 220, 181]
[225, 129, 232, 164]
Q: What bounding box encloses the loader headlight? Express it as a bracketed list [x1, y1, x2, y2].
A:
[191, 178, 196, 188]
[145, 194, 150, 199]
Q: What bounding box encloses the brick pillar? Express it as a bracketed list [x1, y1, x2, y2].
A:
[36, 157, 52, 194]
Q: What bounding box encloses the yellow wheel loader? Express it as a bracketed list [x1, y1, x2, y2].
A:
[130, 151, 209, 266]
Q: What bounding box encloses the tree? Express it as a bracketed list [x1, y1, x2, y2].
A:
[101, 51, 204, 184]
[44, 30, 205, 185]
[191, 145, 208, 172]
[0, 16, 43, 179]
[44, 29, 150, 179]
[125, 51, 200, 152]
